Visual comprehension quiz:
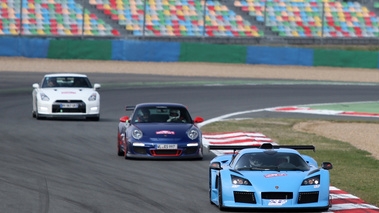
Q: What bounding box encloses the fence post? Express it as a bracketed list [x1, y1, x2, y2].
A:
[321, 2, 325, 45]
[264, 0, 267, 39]
[142, 0, 147, 37]
[81, 0, 85, 39]
[19, 0, 23, 36]
[202, 0, 207, 37]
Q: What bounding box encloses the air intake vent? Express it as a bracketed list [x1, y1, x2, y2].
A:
[262, 192, 293, 199]
[234, 191, 256, 204]
[150, 150, 182, 156]
[298, 191, 319, 204]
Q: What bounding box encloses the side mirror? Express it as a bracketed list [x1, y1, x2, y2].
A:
[321, 162, 333, 170]
[209, 162, 222, 170]
[32, 83, 39, 89]
[94, 83, 101, 90]
[193, 117, 204, 123]
[120, 116, 129, 123]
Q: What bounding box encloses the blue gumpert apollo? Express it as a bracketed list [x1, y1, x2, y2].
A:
[117, 103, 204, 159]
[208, 143, 333, 211]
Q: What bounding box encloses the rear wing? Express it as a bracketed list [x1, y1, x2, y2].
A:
[208, 143, 315, 152]
[125, 105, 136, 111]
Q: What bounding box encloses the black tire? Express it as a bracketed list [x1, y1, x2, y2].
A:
[35, 103, 44, 120]
[117, 144, 124, 156]
[198, 146, 204, 160]
[218, 175, 225, 211]
[36, 112, 43, 120]
[32, 99, 37, 118]
[117, 131, 125, 156]
[209, 169, 212, 203]
[124, 142, 128, 159]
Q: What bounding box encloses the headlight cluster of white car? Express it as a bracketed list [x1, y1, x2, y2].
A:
[88, 93, 97, 101]
[40, 93, 50, 101]
[39, 93, 97, 102]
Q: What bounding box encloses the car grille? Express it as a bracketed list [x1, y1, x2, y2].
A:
[52, 100, 86, 113]
[150, 150, 182, 156]
[262, 192, 293, 199]
[234, 191, 256, 204]
[298, 191, 319, 204]
[133, 147, 147, 154]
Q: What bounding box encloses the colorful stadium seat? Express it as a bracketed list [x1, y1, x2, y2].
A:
[0, 0, 120, 36]
[235, 0, 379, 38]
[1, 0, 378, 38]
[90, 0, 263, 37]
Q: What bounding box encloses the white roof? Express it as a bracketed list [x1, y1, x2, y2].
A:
[44, 73, 88, 78]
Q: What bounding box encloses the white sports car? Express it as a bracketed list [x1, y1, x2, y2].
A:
[32, 73, 101, 121]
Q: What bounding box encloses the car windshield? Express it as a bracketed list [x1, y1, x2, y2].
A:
[42, 77, 92, 88]
[131, 106, 192, 124]
[234, 152, 310, 171]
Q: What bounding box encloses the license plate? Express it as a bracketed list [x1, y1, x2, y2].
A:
[157, 144, 177, 149]
[60, 103, 79, 108]
[268, 200, 287, 206]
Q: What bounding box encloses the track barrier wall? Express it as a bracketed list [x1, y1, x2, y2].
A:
[47, 40, 112, 60]
[0, 37, 378, 69]
[112, 40, 181, 62]
[313, 49, 379, 69]
[179, 42, 247, 64]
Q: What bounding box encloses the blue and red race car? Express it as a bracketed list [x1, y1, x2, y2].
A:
[209, 143, 333, 211]
[117, 103, 204, 159]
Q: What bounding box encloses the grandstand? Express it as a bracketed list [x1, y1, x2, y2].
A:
[0, 0, 378, 45]
[0, 0, 121, 36]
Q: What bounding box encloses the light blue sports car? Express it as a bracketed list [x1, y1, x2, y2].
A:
[208, 143, 333, 211]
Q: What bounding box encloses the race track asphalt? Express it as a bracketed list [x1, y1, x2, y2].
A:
[1, 72, 379, 213]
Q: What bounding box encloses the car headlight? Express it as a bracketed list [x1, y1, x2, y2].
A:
[40, 93, 50, 101]
[302, 175, 320, 185]
[187, 129, 199, 140]
[132, 129, 143, 140]
[231, 175, 252, 185]
[88, 93, 97, 101]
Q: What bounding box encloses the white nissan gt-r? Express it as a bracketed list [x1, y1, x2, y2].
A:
[32, 73, 101, 121]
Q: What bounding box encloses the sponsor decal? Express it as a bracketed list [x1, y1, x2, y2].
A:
[264, 173, 287, 178]
[61, 91, 76, 94]
[156, 130, 175, 135]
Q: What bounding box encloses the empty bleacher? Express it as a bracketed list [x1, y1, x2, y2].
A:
[90, 0, 264, 37]
[0, 0, 120, 36]
[234, 0, 379, 38]
[0, 0, 378, 41]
